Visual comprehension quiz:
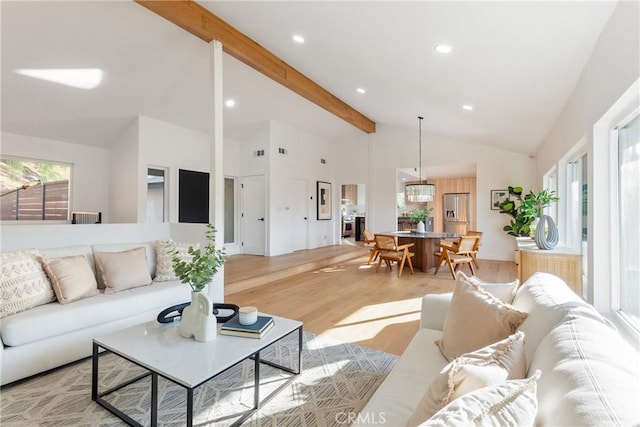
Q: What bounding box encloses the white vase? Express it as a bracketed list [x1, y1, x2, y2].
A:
[179, 291, 217, 341]
[417, 221, 426, 233]
[179, 291, 198, 338]
[194, 292, 217, 342]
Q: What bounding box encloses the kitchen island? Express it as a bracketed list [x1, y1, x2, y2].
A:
[387, 231, 459, 272]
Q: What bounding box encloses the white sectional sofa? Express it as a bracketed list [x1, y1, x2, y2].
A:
[356, 272, 640, 426]
[0, 224, 217, 386]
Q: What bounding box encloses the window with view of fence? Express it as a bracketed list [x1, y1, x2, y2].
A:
[0, 159, 71, 221]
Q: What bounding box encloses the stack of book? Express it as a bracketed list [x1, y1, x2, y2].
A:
[220, 315, 274, 338]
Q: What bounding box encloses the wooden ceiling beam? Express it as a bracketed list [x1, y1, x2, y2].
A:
[135, 0, 376, 134]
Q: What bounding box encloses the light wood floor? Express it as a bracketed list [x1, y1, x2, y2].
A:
[225, 243, 517, 356]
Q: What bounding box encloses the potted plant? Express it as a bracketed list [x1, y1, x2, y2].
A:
[171, 223, 226, 341]
[409, 207, 434, 232]
[498, 186, 559, 237]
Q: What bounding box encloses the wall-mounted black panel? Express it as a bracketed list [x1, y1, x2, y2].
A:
[178, 169, 209, 223]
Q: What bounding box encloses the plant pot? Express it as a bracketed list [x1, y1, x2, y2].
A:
[179, 291, 218, 342]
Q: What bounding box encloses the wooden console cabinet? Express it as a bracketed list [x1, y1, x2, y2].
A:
[516, 238, 582, 296]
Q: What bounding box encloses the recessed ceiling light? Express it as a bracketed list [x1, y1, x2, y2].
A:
[435, 44, 453, 54]
[225, 99, 236, 108]
[356, 87, 366, 94]
[292, 34, 305, 44]
[14, 68, 103, 90]
[462, 104, 473, 111]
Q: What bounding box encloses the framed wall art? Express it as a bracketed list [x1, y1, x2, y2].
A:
[317, 181, 332, 220]
[491, 189, 508, 210]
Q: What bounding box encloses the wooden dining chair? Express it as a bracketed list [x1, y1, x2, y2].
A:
[362, 229, 380, 264]
[374, 234, 415, 278]
[467, 230, 483, 268]
[434, 235, 480, 279]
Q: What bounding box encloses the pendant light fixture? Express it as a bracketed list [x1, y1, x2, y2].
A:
[405, 116, 436, 203]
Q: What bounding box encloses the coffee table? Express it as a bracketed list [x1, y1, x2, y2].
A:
[91, 315, 303, 426]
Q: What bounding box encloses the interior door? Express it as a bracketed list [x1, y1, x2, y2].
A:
[241, 175, 266, 255]
[292, 179, 309, 251]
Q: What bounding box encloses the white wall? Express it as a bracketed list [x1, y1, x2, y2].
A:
[534, 0, 640, 311]
[367, 124, 536, 261]
[1, 132, 110, 220]
[138, 116, 211, 223]
[109, 119, 139, 223]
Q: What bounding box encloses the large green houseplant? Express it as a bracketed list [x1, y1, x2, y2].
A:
[498, 186, 559, 237]
[171, 223, 226, 292]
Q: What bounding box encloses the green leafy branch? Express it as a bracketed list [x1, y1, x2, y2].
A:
[498, 186, 559, 237]
[171, 224, 226, 292]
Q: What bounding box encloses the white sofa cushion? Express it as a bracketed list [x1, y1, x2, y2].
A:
[511, 272, 589, 371]
[457, 271, 519, 304]
[94, 247, 152, 293]
[420, 371, 540, 427]
[1, 281, 191, 347]
[353, 328, 448, 427]
[41, 255, 98, 304]
[154, 240, 197, 282]
[530, 312, 640, 426]
[0, 249, 55, 318]
[437, 278, 528, 360]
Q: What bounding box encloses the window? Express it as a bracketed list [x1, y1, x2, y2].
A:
[566, 152, 588, 296]
[0, 158, 71, 221]
[616, 113, 639, 331]
[146, 167, 167, 223]
[543, 167, 558, 222]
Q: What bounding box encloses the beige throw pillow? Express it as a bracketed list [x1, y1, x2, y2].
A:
[419, 371, 541, 427]
[154, 240, 197, 282]
[437, 277, 528, 361]
[0, 249, 55, 318]
[407, 332, 527, 425]
[456, 271, 519, 304]
[94, 247, 152, 294]
[42, 255, 98, 304]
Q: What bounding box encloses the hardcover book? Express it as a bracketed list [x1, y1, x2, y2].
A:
[221, 315, 274, 334]
[219, 321, 274, 339]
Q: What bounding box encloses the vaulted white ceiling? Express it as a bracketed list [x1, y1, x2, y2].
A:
[1, 1, 618, 156]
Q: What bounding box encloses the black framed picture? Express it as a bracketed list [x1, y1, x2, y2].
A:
[317, 181, 332, 220]
[491, 189, 508, 210]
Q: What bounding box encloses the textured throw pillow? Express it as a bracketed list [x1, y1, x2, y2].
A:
[456, 271, 519, 304]
[437, 277, 528, 361]
[0, 249, 55, 318]
[419, 371, 541, 427]
[41, 255, 98, 304]
[94, 247, 152, 294]
[407, 332, 527, 425]
[154, 240, 197, 282]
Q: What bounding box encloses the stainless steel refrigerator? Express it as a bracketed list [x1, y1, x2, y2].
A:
[443, 193, 469, 235]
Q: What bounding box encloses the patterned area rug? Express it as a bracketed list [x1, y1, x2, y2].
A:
[1, 332, 397, 427]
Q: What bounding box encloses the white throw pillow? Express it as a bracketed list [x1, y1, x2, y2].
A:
[154, 240, 197, 282]
[419, 370, 541, 427]
[457, 271, 519, 304]
[94, 247, 152, 293]
[41, 255, 98, 304]
[436, 278, 528, 361]
[407, 332, 526, 425]
[0, 249, 55, 318]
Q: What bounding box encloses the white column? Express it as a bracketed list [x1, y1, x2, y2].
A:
[209, 39, 225, 303]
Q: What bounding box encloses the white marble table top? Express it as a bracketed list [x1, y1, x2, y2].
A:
[93, 315, 302, 388]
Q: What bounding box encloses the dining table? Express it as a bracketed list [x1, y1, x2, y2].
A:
[384, 231, 460, 272]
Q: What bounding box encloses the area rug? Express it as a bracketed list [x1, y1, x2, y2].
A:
[0, 332, 397, 427]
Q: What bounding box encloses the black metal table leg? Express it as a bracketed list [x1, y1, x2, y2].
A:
[254, 351, 260, 409]
[92, 342, 99, 401]
[187, 388, 194, 427]
[151, 373, 158, 427]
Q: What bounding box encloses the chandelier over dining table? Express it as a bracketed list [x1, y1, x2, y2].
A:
[405, 116, 436, 203]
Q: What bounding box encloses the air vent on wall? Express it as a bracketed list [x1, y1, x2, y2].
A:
[278, 147, 287, 155]
[320, 158, 327, 165]
[255, 150, 265, 157]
